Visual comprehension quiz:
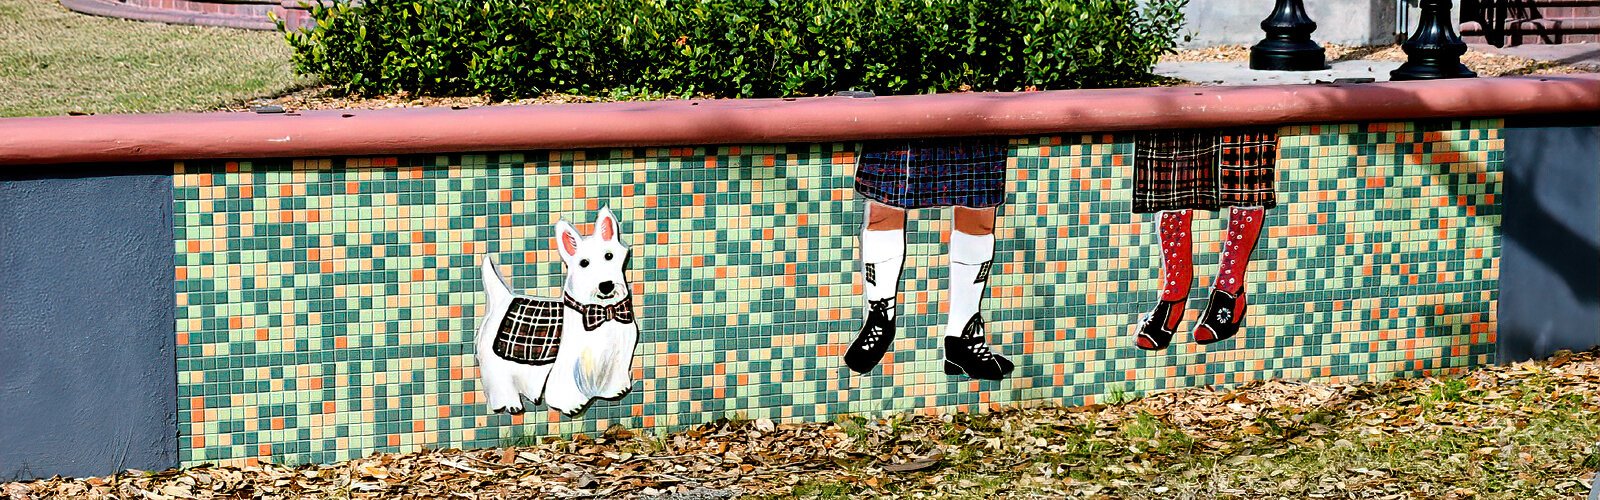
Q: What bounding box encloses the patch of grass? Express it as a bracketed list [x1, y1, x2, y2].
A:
[805, 360, 1600, 499]
[1134, 392, 1600, 497]
[1106, 385, 1140, 405]
[0, 0, 305, 117]
[835, 415, 868, 441]
[1421, 377, 1471, 408]
[1121, 411, 1162, 440]
[498, 433, 537, 448]
[636, 432, 669, 455]
[784, 479, 862, 499]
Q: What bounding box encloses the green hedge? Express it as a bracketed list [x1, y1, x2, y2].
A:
[285, 0, 1187, 98]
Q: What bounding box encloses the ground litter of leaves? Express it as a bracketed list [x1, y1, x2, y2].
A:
[7, 350, 1599, 499]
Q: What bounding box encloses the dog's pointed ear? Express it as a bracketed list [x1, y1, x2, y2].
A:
[594, 206, 619, 242]
[555, 220, 581, 260]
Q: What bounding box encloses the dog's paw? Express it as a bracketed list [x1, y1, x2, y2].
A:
[553, 401, 593, 418]
[601, 386, 634, 401]
[493, 405, 525, 415]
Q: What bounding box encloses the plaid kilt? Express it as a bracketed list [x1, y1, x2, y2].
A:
[854, 138, 1009, 209]
[1132, 127, 1278, 213]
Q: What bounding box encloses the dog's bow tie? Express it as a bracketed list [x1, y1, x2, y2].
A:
[562, 294, 636, 331]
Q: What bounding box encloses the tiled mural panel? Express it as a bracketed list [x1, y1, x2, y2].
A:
[173, 119, 1503, 466]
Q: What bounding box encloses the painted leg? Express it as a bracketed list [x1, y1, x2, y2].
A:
[480, 358, 525, 414]
[510, 364, 550, 408]
[942, 206, 1014, 380]
[1135, 209, 1194, 350]
[845, 201, 907, 374]
[600, 334, 638, 399]
[1194, 206, 1266, 344]
[541, 348, 591, 416]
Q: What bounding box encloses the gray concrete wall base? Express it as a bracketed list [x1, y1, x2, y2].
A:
[1500, 117, 1600, 363]
[0, 165, 177, 480]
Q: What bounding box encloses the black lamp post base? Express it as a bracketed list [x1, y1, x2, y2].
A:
[1249, 41, 1327, 71]
[1390, 0, 1477, 81]
[1390, 62, 1477, 80]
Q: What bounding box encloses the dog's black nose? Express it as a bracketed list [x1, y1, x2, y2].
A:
[598, 281, 615, 294]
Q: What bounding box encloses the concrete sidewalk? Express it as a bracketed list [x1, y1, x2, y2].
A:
[1473, 42, 1600, 70]
[1154, 60, 1404, 86]
[1157, 42, 1599, 86]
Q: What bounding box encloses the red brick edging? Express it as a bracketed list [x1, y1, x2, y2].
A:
[58, 0, 314, 30]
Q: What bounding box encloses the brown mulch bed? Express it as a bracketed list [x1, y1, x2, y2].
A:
[5, 350, 1598, 499]
[214, 86, 636, 113]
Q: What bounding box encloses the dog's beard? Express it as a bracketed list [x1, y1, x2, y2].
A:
[572, 287, 627, 306]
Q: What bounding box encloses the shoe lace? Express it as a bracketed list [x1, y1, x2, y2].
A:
[861, 324, 885, 347]
[868, 298, 893, 316]
[859, 299, 893, 348]
[967, 341, 994, 361]
[960, 314, 994, 361]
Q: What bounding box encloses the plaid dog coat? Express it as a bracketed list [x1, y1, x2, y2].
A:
[855, 138, 1009, 209]
[491, 295, 636, 366]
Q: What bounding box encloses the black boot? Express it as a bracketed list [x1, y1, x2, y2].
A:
[943, 313, 1014, 380]
[1134, 298, 1185, 350]
[844, 298, 896, 374]
[1193, 288, 1246, 345]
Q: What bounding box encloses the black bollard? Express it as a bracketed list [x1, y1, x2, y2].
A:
[1249, 0, 1327, 71]
[1391, 0, 1478, 80]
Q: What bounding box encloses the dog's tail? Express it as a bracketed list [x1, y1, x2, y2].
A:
[481, 255, 513, 308]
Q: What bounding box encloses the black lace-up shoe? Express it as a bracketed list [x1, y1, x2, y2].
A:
[943, 313, 1014, 380]
[844, 298, 896, 374]
[1193, 288, 1246, 345]
[1134, 298, 1186, 350]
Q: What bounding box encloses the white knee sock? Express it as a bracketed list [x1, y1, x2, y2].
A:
[946, 230, 995, 337]
[861, 227, 905, 309]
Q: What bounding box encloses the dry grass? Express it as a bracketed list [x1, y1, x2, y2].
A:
[0, 0, 305, 117]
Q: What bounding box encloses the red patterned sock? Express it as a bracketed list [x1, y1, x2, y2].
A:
[1213, 206, 1265, 294]
[1157, 210, 1194, 302]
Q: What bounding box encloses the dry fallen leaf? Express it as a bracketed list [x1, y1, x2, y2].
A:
[883, 452, 945, 473]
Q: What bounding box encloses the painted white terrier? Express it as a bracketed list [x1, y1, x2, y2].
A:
[474, 206, 638, 416]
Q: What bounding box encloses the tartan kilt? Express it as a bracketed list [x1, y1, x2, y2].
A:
[854, 137, 1009, 209]
[1132, 127, 1279, 213]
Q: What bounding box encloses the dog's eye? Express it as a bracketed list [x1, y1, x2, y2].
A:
[604, 252, 613, 261]
[579, 259, 589, 268]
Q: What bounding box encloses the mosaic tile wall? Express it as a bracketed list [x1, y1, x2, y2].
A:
[172, 119, 1503, 466]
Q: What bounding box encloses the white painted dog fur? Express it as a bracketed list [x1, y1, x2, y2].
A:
[475, 207, 638, 416]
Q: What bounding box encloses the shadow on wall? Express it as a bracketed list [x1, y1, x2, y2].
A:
[1500, 119, 1600, 362]
[1404, 120, 1502, 371]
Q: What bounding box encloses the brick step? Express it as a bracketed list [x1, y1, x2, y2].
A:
[1462, 16, 1600, 33]
[1463, 1, 1600, 25]
[1464, 2, 1600, 19]
[1461, 16, 1600, 44]
[1520, 6, 1600, 18]
[1516, 0, 1600, 5]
